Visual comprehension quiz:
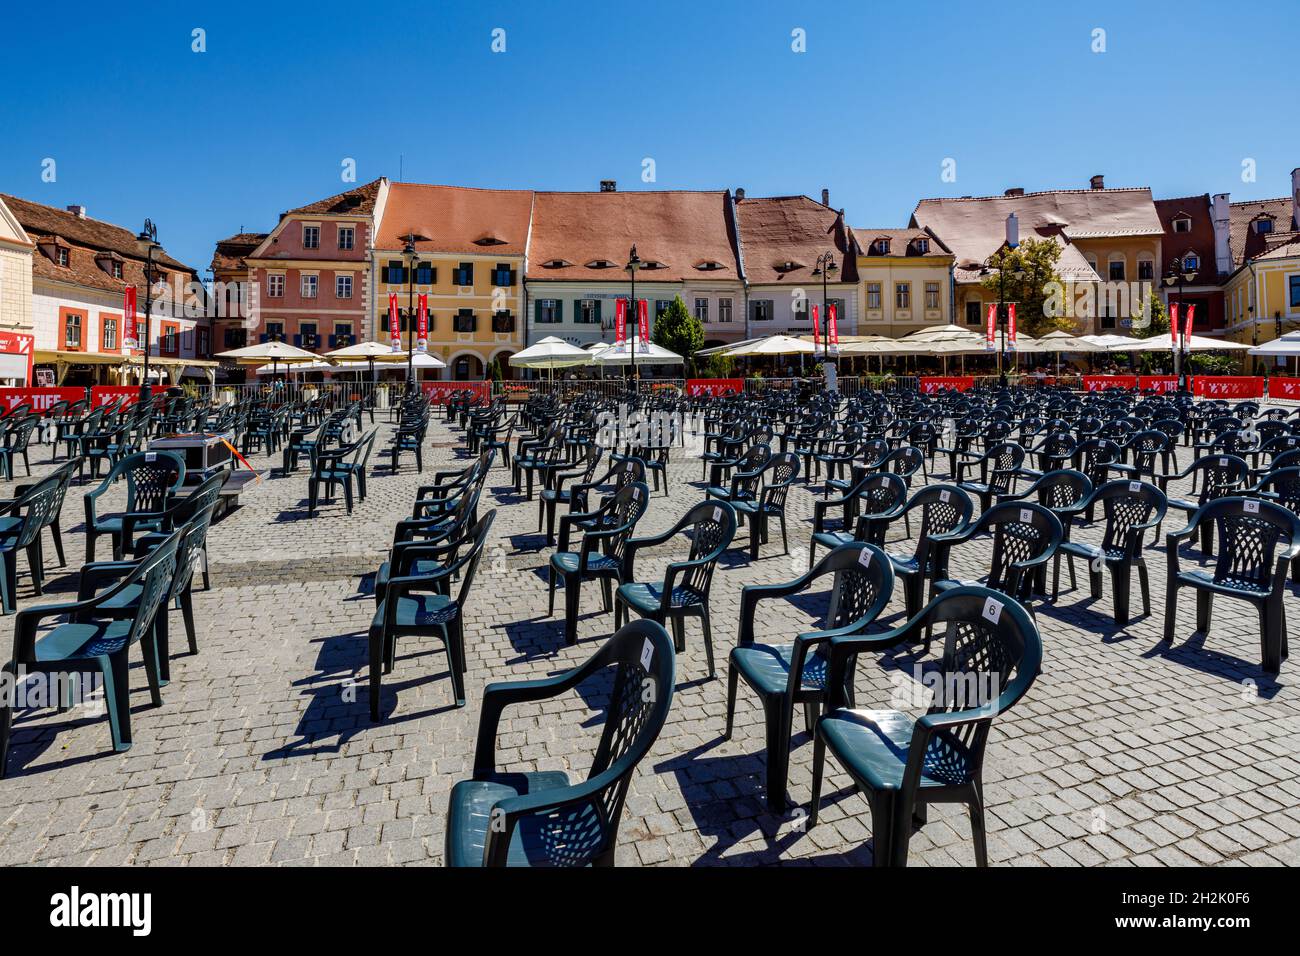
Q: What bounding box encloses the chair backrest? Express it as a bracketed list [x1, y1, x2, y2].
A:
[857, 472, 908, 519]
[1255, 466, 1300, 512]
[817, 542, 896, 630]
[1075, 438, 1120, 485]
[127, 531, 182, 648]
[967, 501, 1063, 599]
[590, 481, 650, 569]
[122, 451, 187, 514]
[1089, 479, 1167, 559]
[451, 509, 497, 607]
[170, 499, 221, 597]
[759, 452, 800, 510]
[1023, 469, 1092, 512]
[171, 472, 227, 528]
[908, 484, 974, 565]
[9, 473, 64, 550]
[1189, 454, 1249, 504]
[1201, 497, 1300, 592]
[669, 500, 737, 597]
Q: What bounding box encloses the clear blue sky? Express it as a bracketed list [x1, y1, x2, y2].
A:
[3, 0, 1297, 271]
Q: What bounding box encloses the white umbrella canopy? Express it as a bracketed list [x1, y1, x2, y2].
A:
[509, 336, 592, 369]
[324, 340, 410, 362]
[253, 359, 333, 376]
[1184, 334, 1252, 351]
[216, 340, 321, 363]
[591, 341, 684, 365]
[336, 352, 446, 370]
[695, 337, 766, 356]
[722, 334, 816, 357]
[1018, 330, 1105, 353]
[1249, 331, 1300, 356]
[901, 324, 986, 344]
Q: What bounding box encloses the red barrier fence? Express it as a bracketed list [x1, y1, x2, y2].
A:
[919, 376, 975, 394]
[686, 378, 743, 397]
[1193, 376, 1264, 399]
[91, 386, 141, 407]
[421, 381, 491, 406]
[0, 387, 84, 412]
[1268, 377, 1300, 400]
[1137, 376, 1180, 393]
[1083, 375, 1138, 391]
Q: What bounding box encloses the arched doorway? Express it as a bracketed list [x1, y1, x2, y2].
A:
[451, 354, 484, 381]
[491, 349, 516, 380]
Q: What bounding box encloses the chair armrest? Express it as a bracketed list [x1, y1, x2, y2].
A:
[77, 560, 141, 600]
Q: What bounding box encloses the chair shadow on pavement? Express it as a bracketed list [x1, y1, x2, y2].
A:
[266, 630, 458, 760]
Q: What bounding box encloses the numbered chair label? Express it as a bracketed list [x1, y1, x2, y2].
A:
[982, 597, 1004, 624]
[640, 637, 654, 671]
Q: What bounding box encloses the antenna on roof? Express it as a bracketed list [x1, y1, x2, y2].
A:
[399, 154, 404, 183]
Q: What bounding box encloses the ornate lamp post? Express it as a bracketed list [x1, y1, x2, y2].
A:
[398, 232, 429, 395]
[811, 252, 838, 387]
[1163, 256, 1198, 393]
[625, 245, 642, 387]
[134, 220, 160, 403]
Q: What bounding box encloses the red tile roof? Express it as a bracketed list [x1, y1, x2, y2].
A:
[1155, 195, 1219, 278]
[376, 183, 534, 256]
[850, 227, 952, 259]
[528, 190, 740, 281]
[1228, 197, 1298, 269]
[284, 179, 383, 217]
[210, 232, 268, 274]
[734, 195, 856, 284]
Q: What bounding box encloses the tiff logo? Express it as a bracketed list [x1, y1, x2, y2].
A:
[49, 886, 151, 937]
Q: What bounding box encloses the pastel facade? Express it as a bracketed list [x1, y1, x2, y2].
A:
[1221, 169, 1300, 354]
[371, 183, 531, 380]
[851, 227, 954, 334]
[0, 197, 34, 383]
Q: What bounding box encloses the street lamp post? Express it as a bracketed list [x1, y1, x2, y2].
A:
[398, 233, 428, 396]
[811, 252, 839, 389]
[1163, 256, 1198, 393]
[625, 245, 642, 390]
[135, 220, 160, 404]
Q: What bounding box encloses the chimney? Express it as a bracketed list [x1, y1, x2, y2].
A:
[1004, 188, 1025, 198]
[735, 187, 745, 200]
[1211, 193, 1232, 276]
[821, 188, 830, 207]
[1090, 175, 1105, 190]
[599, 180, 617, 192]
[66, 204, 87, 219]
[1292, 168, 1300, 230]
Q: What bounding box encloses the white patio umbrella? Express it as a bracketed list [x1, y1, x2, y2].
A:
[1249, 331, 1300, 356]
[216, 340, 322, 378]
[722, 334, 817, 356]
[1183, 334, 1252, 351]
[253, 359, 333, 376]
[590, 341, 684, 365]
[509, 336, 591, 381]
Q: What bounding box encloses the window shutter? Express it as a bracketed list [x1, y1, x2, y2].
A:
[535, 299, 543, 325]
[556, 300, 563, 322]
[594, 299, 603, 324]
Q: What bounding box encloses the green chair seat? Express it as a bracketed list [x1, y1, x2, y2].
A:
[550, 551, 619, 574]
[374, 592, 459, 629]
[34, 619, 135, 661]
[731, 642, 830, 696]
[614, 581, 702, 615]
[446, 771, 574, 867]
[818, 708, 973, 792]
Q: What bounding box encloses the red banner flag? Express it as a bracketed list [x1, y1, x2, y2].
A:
[615, 298, 627, 344]
[1007, 303, 1017, 349]
[811, 304, 820, 354]
[1183, 304, 1195, 342]
[123, 286, 138, 351]
[1169, 303, 1179, 347]
[827, 304, 839, 352]
[416, 294, 428, 352]
[637, 299, 649, 351]
[388, 294, 401, 351]
[986, 304, 997, 349]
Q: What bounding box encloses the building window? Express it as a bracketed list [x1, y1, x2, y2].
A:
[965, 300, 982, 325]
[385, 260, 407, 284]
[491, 264, 515, 286]
[1100, 310, 1117, 330]
[718, 297, 733, 323]
[1290, 275, 1300, 309]
[866, 283, 882, 310]
[915, 238, 930, 254]
[750, 299, 773, 322]
[1108, 259, 1126, 281]
[794, 299, 809, 325]
[223, 328, 247, 349]
[302, 225, 320, 249]
[492, 311, 515, 333]
[1137, 258, 1154, 281]
[1256, 218, 1274, 234]
[337, 226, 354, 250]
[268, 274, 285, 297]
[415, 262, 435, 284]
[577, 299, 601, 324]
[870, 239, 890, 255]
[1173, 217, 1191, 233]
[694, 298, 709, 322]
[332, 323, 353, 347]
[336, 275, 352, 298]
[301, 275, 318, 298]
[826, 299, 845, 323]
[453, 262, 474, 286]
[266, 321, 285, 342]
[197, 327, 209, 357]
[655, 300, 671, 318]
[895, 283, 911, 309]
[454, 310, 476, 333]
[62, 310, 84, 350]
[1183, 254, 1200, 271]
[161, 323, 179, 355]
[925, 282, 940, 309]
[56, 247, 70, 267]
[111, 260, 123, 279]
[537, 299, 561, 324]
[102, 317, 118, 351]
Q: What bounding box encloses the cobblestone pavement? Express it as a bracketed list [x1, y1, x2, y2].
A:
[0, 406, 1298, 867]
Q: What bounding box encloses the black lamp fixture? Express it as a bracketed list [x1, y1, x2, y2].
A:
[625, 245, 643, 385]
[135, 219, 160, 403]
[811, 252, 839, 377]
[398, 232, 430, 393]
[1163, 255, 1198, 392]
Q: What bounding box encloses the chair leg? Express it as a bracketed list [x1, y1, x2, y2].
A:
[563, 576, 580, 645]
[724, 662, 739, 738]
[368, 625, 384, 721]
[969, 789, 989, 867]
[1111, 564, 1131, 625]
[140, 619, 165, 704]
[180, 588, 198, 655]
[763, 698, 791, 814]
[1261, 601, 1284, 674]
[1196, 590, 1213, 634]
[547, 566, 556, 616]
[1136, 560, 1150, 617]
[1163, 585, 1178, 643]
[445, 616, 467, 707]
[102, 650, 133, 752]
[700, 609, 715, 679]
[50, 521, 66, 567]
[870, 792, 897, 867]
[669, 614, 685, 653]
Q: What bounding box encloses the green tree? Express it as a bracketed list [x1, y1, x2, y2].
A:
[979, 237, 1070, 336]
[1129, 289, 1169, 339]
[652, 295, 704, 373]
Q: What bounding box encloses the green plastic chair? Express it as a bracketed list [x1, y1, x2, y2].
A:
[809, 585, 1043, 866]
[445, 619, 675, 866]
[82, 450, 186, 562]
[726, 542, 896, 813]
[613, 500, 737, 677]
[0, 532, 179, 777]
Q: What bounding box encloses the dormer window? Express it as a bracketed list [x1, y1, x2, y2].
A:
[695, 260, 724, 272]
[1172, 216, 1192, 233]
[473, 234, 508, 246]
[641, 260, 666, 270]
[1255, 217, 1274, 234]
[913, 238, 929, 254]
[870, 239, 891, 256]
[111, 260, 123, 279]
[56, 247, 70, 267]
[542, 259, 572, 269]
[585, 259, 616, 269]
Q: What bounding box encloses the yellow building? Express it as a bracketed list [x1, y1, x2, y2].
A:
[371, 184, 532, 380]
[1220, 184, 1300, 354]
[851, 228, 953, 334]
